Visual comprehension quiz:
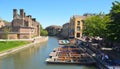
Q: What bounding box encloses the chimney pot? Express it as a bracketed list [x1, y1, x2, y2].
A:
[27, 15, 32, 18]
[32, 18, 36, 22]
[20, 9, 24, 18]
[13, 9, 18, 18]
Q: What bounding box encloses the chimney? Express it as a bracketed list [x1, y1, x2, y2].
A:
[32, 18, 36, 22]
[29, 15, 32, 18]
[13, 9, 17, 18]
[27, 15, 32, 19]
[20, 9, 24, 18]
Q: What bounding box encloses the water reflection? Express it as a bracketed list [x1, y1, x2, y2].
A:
[0, 37, 96, 69]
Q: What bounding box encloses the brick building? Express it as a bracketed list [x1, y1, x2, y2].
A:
[0, 9, 40, 39]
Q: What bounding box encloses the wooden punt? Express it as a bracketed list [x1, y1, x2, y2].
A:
[46, 45, 96, 65]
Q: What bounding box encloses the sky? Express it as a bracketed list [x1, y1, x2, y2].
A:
[0, 0, 119, 28]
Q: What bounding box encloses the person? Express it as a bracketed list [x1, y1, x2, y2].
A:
[105, 54, 109, 60]
[101, 53, 105, 61]
[102, 56, 105, 61]
[85, 37, 90, 42]
[33, 38, 35, 43]
[85, 37, 90, 47]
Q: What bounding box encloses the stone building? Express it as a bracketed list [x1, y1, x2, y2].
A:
[0, 9, 40, 39]
[46, 25, 62, 36]
[61, 23, 69, 39]
[69, 15, 85, 38]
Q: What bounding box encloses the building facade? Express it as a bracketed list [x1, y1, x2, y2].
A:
[69, 15, 85, 38]
[0, 9, 40, 39]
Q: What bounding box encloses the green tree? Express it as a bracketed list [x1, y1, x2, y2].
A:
[84, 14, 111, 38]
[107, 1, 120, 42]
[41, 29, 48, 36]
[40, 24, 48, 36]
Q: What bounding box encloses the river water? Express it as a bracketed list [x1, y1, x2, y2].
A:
[0, 37, 97, 69]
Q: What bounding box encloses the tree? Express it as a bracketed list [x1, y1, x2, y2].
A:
[40, 24, 48, 36]
[107, 1, 120, 42]
[41, 29, 48, 36]
[84, 14, 111, 38]
[3, 20, 9, 23]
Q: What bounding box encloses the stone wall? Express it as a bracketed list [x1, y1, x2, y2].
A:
[8, 34, 18, 39]
[0, 33, 18, 39]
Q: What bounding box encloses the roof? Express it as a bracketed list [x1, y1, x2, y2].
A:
[70, 15, 86, 20]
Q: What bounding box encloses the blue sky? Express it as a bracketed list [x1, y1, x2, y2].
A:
[0, 0, 118, 28]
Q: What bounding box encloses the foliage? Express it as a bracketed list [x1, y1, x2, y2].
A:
[3, 20, 9, 23]
[84, 13, 111, 37]
[40, 24, 48, 36]
[83, 13, 96, 16]
[41, 29, 48, 36]
[40, 24, 43, 30]
[0, 41, 30, 52]
[107, 1, 120, 42]
[2, 20, 10, 26]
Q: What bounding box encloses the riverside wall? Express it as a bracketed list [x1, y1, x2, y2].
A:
[0, 36, 48, 57]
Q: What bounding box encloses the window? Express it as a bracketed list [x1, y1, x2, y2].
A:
[77, 33, 80, 37]
[31, 29, 34, 32]
[77, 26, 80, 31]
[24, 21, 29, 27]
[77, 21, 80, 25]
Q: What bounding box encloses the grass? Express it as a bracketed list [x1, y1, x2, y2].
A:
[0, 41, 30, 52]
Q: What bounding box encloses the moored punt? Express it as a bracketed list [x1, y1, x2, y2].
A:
[54, 46, 85, 52]
[46, 45, 96, 65]
[46, 58, 96, 65]
[58, 40, 70, 45]
[49, 52, 57, 57]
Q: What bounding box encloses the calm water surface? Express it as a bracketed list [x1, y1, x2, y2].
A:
[0, 37, 97, 69]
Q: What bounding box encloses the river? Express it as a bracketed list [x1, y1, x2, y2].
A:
[0, 37, 97, 69]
